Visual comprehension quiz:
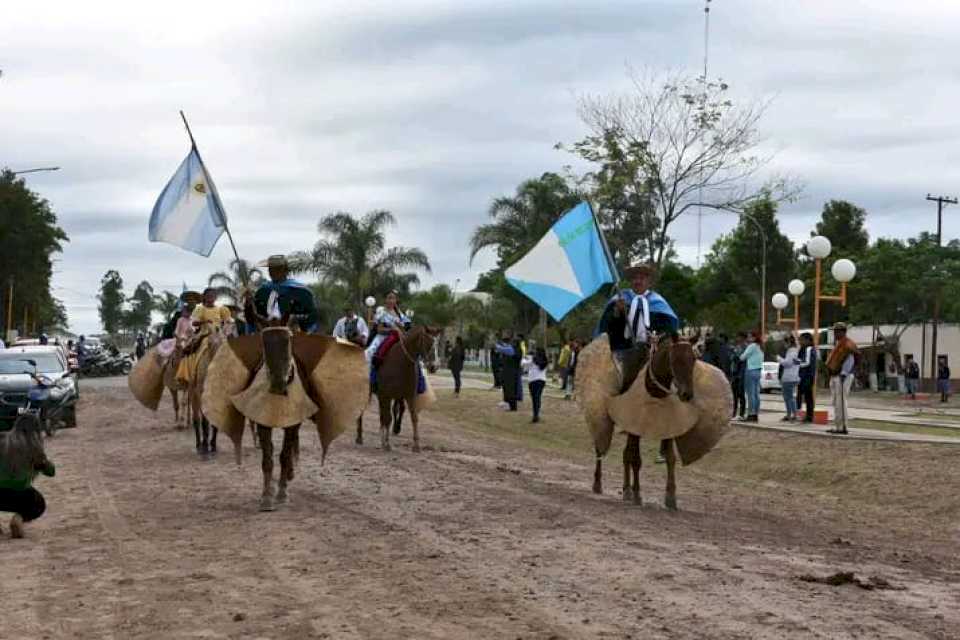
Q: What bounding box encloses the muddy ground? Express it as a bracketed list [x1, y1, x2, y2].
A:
[1, 379, 958, 639]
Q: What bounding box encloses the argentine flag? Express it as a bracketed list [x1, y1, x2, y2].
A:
[505, 202, 617, 321]
[149, 147, 227, 256]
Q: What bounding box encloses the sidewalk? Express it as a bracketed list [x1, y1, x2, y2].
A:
[757, 397, 960, 430]
[738, 409, 960, 445]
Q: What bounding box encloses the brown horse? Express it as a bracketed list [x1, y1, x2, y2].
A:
[594, 332, 699, 511]
[359, 325, 438, 453]
[162, 347, 190, 429]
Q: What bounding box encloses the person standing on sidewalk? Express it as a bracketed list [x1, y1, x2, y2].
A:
[730, 332, 748, 419]
[826, 323, 858, 435]
[739, 331, 764, 422]
[937, 355, 951, 403]
[797, 332, 818, 422]
[524, 347, 549, 423]
[904, 355, 920, 400]
[777, 335, 801, 422]
[448, 336, 465, 396]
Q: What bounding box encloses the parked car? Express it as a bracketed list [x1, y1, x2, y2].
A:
[14, 345, 80, 397]
[0, 348, 78, 428]
[760, 361, 781, 393]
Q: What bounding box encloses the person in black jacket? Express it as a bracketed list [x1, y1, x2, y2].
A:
[729, 332, 747, 419]
[448, 336, 466, 396]
[796, 332, 818, 422]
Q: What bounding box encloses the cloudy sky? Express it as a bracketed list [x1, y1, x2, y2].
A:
[3, 0, 959, 335]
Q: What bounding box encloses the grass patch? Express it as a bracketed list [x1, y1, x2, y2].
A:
[849, 419, 960, 439]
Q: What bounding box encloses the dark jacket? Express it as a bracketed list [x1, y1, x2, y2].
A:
[497, 340, 522, 402]
[798, 345, 817, 384]
[448, 345, 465, 373]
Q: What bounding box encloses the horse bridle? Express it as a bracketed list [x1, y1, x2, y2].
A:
[645, 361, 675, 396]
[397, 329, 427, 366]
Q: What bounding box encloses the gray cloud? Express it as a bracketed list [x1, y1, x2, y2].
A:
[3, 1, 960, 334]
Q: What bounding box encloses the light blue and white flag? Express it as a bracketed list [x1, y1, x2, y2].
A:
[149, 147, 227, 257]
[505, 201, 617, 321]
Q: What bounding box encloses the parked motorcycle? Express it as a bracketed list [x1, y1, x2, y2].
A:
[8, 362, 78, 436]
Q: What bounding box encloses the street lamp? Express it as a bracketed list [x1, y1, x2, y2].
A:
[365, 295, 376, 324]
[772, 279, 805, 333]
[806, 235, 856, 395]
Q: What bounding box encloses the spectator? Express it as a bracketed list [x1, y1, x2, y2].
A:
[449, 336, 465, 396]
[0, 416, 56, 538]
[739, 331, 764, 422]
[495, 331, 522, 411]
[825, 322, 858, 435]
[557, 341, 572, 391]
[730, 332, 747, 419]
[135, 332, 147, 360]
[700, 334, 724, 371]
[490, 342, 502, 390]
[937, 356, 950, 403]
[716, 334, 733, 380]
[797, 332, 817, 422]
[904, 355, 920, 400]
[565, 340, 581, 400]
[524, 347, 549, 423]
[777, 335, 801, 422]
[332, 306, 370, 347]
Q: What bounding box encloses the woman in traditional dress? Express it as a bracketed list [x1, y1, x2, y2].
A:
[365, 290, 410, 364]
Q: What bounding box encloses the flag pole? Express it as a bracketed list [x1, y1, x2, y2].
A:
[178, 110, 246, 286]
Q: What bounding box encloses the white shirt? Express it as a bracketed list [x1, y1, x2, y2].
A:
[625, 290, 651, 344]
[332, 315, 369, 342]
[522, 356, 548, 382]
[778, 347, 800, 383]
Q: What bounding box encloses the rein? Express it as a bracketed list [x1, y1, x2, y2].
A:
[397, 330, 423, 366]
[645, 363, 675, 397]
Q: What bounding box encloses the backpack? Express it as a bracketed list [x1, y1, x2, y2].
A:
[908, 362, 920, 379]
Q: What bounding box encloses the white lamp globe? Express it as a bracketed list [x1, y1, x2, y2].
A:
[407, 309, 415, 319]
[365, 296, 376, 308]
[771, 292, 789, 310]
[832, 258, 856, 283]
[806, 235, 832, 259]
[788, 279, 806, 297]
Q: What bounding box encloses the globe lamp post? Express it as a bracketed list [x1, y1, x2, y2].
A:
[806, 235, 856, 396]
[771, 279, 805, 334]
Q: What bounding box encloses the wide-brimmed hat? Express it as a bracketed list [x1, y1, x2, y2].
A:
[257, 254, 289, 268]
[623, 263, 657, 280]
[180, 290, 203, 304]
[833, 322, 848, 332]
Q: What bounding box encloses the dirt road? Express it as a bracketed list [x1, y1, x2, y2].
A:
[2, 380, 958, 639]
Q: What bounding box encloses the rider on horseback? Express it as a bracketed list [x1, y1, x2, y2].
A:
[176, 288, 232, 386]
[597, 263, 679, 392]
[245, 255, 319, 333]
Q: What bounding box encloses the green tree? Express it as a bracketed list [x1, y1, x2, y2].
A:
[290, 210, 431, 310]
[208, 258, 263, 305]
[657, 261, 699, 328]
[97, 270, 125, 336]
[309, 281, 351, 334]
[123, 281, 155, 334]
[564, 70, 798, 268]
[0, 170, 69, 334]
[814, 200, 869, 257]
[697, 197, 796, 332]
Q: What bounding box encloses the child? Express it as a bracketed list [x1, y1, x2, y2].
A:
[0, 417, 55, 538]
[523, 348, 549, 423]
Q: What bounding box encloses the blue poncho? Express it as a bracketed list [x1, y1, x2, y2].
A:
[593, 289, 680, 338]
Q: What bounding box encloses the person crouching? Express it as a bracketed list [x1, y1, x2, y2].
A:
[0, 418, 55, 538]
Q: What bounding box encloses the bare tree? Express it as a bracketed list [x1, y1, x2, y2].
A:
[563, 68, 798, 268]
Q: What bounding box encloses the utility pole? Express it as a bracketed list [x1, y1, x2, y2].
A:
[926, 194, 957, 385]
[4, 278, 12, 342]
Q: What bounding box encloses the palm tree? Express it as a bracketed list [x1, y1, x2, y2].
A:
[469, 172, 582, 266]
[207, 258, 264, 305]
[289, 210, 431, 310]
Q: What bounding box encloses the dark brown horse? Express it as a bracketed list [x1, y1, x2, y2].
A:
[594, 332, 699, 511]
[358, 325, 438, 452]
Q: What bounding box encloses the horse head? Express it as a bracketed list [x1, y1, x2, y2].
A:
[651, 332, 698, 402]
[404, 325, 441, 370]
[260, 312, 296, 395]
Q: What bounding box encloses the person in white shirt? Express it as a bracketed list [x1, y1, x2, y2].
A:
[826, 323, 858, 435]
[777, 335, 801, 422]
[522, 347, 549, 423]
[332, 306, 370, 347]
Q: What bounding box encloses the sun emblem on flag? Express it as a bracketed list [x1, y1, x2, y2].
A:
[193, 181, 207, 194]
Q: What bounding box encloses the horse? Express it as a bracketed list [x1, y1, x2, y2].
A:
[162, 347, 190, 429]
[357, 325, 438, 452]
[186, 325, 225, 455]
[594, 332, 699, 511]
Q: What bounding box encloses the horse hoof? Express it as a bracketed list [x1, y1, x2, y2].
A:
[276, 489, 287, 504]
[622, 491, 632, 503]
[392, 426, 401, 436]
[259, 495, 275, 512]
[383, 443, 392, 452]
[633, 493, 643, 506]
[355, 437, 363, 446]
[664, 496, 678, 511]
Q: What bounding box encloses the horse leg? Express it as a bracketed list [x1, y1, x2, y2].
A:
[209, 424, 218, 454]
[258, 426, 276, 511]
[378, 395, 392, 452]
[408, 401, 421, 453]
[593, 447, 603, 495]
[626, 434, 642, 505]
[663, 439, 678, 511]
[622, 438, 632, 502]
[356, 413, 364, 446]
[170, 387, 180, 428]
[393, 399, 405, 435]
[249, 420, 259, 449]
[277, 425, 299, 504]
